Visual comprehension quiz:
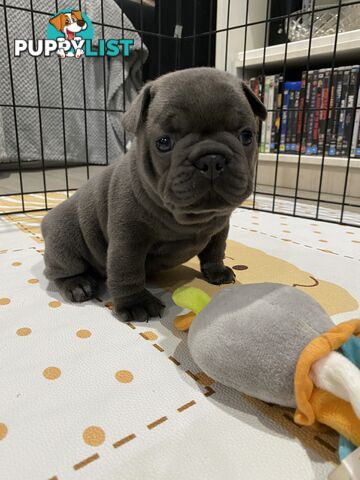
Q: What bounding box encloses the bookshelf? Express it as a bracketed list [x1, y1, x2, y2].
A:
[215, 0, 360, 201]
[235, 30, 360, 72]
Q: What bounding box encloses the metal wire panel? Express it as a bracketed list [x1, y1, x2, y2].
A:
[0, 0, 359, 227]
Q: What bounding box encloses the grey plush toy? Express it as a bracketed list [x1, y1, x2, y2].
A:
[172, 282, 360, 452]
[187, 282, 332, 407]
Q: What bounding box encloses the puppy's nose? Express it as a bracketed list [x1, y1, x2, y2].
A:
[193, 154, 227, 180]
[77, 19, 85, 27]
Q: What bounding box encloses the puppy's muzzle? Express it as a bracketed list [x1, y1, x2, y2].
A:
[193, 153, 228, 180]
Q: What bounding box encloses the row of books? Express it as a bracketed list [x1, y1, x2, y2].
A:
[250, 65, 360, 158]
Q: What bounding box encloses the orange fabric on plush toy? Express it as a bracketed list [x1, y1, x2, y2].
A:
[294, 319, 360, 447]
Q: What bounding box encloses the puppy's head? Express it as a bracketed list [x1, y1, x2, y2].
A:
[123, 68, 266, 222]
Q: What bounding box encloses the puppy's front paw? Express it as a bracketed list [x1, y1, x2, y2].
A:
[202, 264, 236, 285]
[114, 289, 165, 322]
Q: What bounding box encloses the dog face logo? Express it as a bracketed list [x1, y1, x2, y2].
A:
[48, 9, 93, 58]
[50, 11, 87, 39]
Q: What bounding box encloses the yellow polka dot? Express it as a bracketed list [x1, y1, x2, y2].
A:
[76, 329, 92, 339]
[43, 367, 61, 380]
[313, 231, 321, 234]
[282, 230, 291, 233]
[48, 300, 61, 308]
[104, 302, 113, 310]
[27, 278, 39, 284]
[352, 240, 360, 244]
[319, 239, 328, 243]
[0, 423, 7, 440]
[141, 331, 158, 341]
[346, 231, 355, 235]
[115, 370, 133, 383]
[12, 262, 21, 267]
[16, 327, 32, 336]
[83, 426, 105, 446]
[0, 298, 11, 306]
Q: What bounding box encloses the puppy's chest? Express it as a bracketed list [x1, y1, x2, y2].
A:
[148, 234, 210, 265]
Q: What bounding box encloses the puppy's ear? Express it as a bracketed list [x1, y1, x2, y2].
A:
[49, 14, 66, 32]
[123, 82, 153, 134]
[241, 81, 267, 121]
[72, 10, 83, 21]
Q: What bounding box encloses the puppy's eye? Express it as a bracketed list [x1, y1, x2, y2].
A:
[239, 130, 253, 146]
[156, 135, 174, 153]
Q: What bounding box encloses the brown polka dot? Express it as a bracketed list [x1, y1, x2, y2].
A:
[346, 231, 355, 235]
[140, 331, 158, 341]
[352, 240, 360, 244]
[280, 223, 288, 226]
[311, 223, 318, 227]
[48, 300, 61, 308]
[282, 230, 291, 233]
[105, 302, 113, 310]
[313, 231, 321, 234]
[0, 423, 7, 440]
[27, 278, 39, 284]
[12, 262, 21, 267]
[233, 265, 248, 271]
[83, 426, 105, 446]
[115, 370, 133, 383]
[43, 367, 61, 380]
[0, 298, 11, 306]
[16, 327, 32, 336]
[76, 329, 92, 339]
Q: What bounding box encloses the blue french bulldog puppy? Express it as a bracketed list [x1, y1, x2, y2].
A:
[41, 67, 267, 322]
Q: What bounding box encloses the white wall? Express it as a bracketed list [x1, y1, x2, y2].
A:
[215, 0, 267, 75]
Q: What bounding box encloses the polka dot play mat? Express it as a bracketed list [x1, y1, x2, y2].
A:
[0, 199, 359, 480]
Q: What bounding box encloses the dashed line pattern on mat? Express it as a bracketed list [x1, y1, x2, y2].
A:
[1, 209, 341, 476]
[231, 224, 359, 261]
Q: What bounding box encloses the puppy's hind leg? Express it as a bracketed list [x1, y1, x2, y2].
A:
[43, 229, 98, 302]
[55, 273, 99, 303]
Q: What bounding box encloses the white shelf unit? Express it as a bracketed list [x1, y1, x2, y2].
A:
[235, 29, 360, 71]
[259, 153, 360, 169]
[257, 154, 359, 199]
